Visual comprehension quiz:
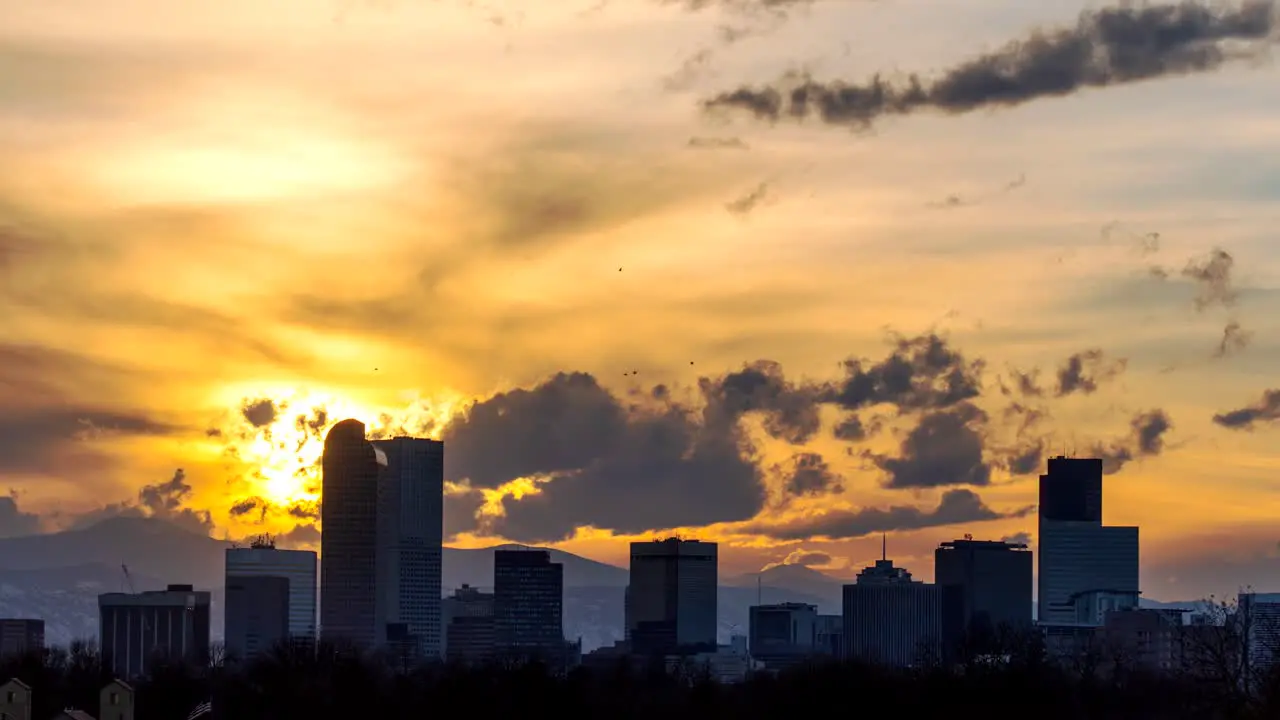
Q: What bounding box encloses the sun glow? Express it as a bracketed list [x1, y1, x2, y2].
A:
[208, 385, 464, 507]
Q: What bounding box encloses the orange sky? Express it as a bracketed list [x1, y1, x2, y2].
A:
[2, 0, 1280, 599]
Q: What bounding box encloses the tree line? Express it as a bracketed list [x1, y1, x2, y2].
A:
[3, 596, 1279, 720]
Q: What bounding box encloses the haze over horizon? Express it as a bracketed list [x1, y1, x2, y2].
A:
[3, 0, 1280, 603]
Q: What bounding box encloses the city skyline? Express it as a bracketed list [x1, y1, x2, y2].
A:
[3, 0, 1280, 607]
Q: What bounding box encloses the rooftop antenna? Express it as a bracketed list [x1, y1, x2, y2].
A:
[757, 575, 762, 606]
[881, 533, 887, 562]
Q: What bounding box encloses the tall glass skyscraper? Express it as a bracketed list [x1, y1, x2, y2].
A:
[321, 421, 444, 658]
[373, 437, 444, 659]
[1037, 456, 1139, 625]
[320, 419, 382, 648]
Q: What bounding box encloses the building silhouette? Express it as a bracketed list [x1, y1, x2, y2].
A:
[225, 539, 318, 661]
[0, 619, 43, 658]
[748, 602, 819, 669]
[372, 437, 444, 660]
[493, 549, 564, 663]
[321, 419, 382, 648]
[98, 584, 211, 678]
[442, 584, 495, 665]
[1037, 457, 1139, 625]
[628, 538, 718, 656]
[935, 537, 1033, 652]
[842, 539, 948, 667]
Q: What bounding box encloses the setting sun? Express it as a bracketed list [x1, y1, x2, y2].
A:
[206, 385, 462, 508]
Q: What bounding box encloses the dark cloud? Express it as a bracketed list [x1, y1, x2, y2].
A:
[287, 499, 321, 520]
[1181, 247, 1237, 310]
[1212, 389, 1280, 430]
[751, 488, 1031, 541]
[1000, 368, 1045, 398]
[444, 490, 485, 541]
[1001, 531, 1033, 546]
[488, 403, 764, 543]
[70, 468, 214, 535]
[1056, 348, 1127, 396]
[0, 493, 42, 538]
[725, 181, 770, 216]
[276, 523, 320, 548]
[1214, 320, 1253, 358]
[442, 372, 630, 490]
[1000, 439, 1046, 477]
[241, 399, 278, 429]
[822, 332, 985, 413]
[688, 136, 750, 150]
[833, 414, 872, 441]
[229, 496, 269, 524]
[702, 1, 1276, 129]
[1096, 409, 1174, 474]
[699, 359, 822, 444]
[870, 402, 992, 489]
[779, 452, 844, 497]
[136, 469, 214, 533]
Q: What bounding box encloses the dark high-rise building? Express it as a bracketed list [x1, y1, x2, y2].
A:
[935, 538, 1033, 653]
[493, 549, 564, 663]
[628, 538, 718, 656]
[99, 585, 211, 678]
[225, 575, 290, 662]
[1037, 456, 1139, 625]
[842, 540, 950, 667]
[749, 602, 819, 669]
[321, 419, 382, 648]
[0, 619, 44, 657]
[225, 542, 317, 662]
[1039, 457, 1103, 522]
[373, 437, 444, 659]
[442, 585, 495, 665]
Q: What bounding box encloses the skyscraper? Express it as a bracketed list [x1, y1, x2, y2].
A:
[321, 421, 445, 659]
[0, 619, 44, 658]
[225, 540, 318, 661]
[842, 540, 948, 667]
[493, 549, 564, 663]
[628, 538, 718, 655]
[935, 538, 1033, 646]
[320, 419, 382, 648]
[1037, 456, 1140, 625]
[372, 436, 444, 659]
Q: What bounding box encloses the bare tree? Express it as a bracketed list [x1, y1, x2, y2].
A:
[1178, 587, 1280, 715]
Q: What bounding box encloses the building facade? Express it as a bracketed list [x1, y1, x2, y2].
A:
[320, 419, 382, 648]
[0, 619, 44, 658]
[442, 585, 495, 665]
[935, 538, 1033, 651]
[98, 585, 212, 678]
[372, 437, 444, 659]
[749, 603, 818, 668]
[225, 543, 318, 660]
[628, 538, 718, 655]
[493, 549, 564, 663]
[842, 557, 947, 667]
[1037, 457, 1139, 625]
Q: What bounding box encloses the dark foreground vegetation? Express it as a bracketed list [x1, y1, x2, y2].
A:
[4, 637, 1280, 720]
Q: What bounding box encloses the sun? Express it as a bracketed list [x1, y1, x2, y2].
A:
[208, 385, 464, 508]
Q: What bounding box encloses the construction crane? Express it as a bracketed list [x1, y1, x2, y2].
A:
[120, 563, 136, 594]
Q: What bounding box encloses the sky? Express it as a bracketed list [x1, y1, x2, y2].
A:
[2, 0, 1280, 601]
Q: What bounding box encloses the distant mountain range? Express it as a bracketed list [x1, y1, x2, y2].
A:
[0, 518, 1201, 651]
